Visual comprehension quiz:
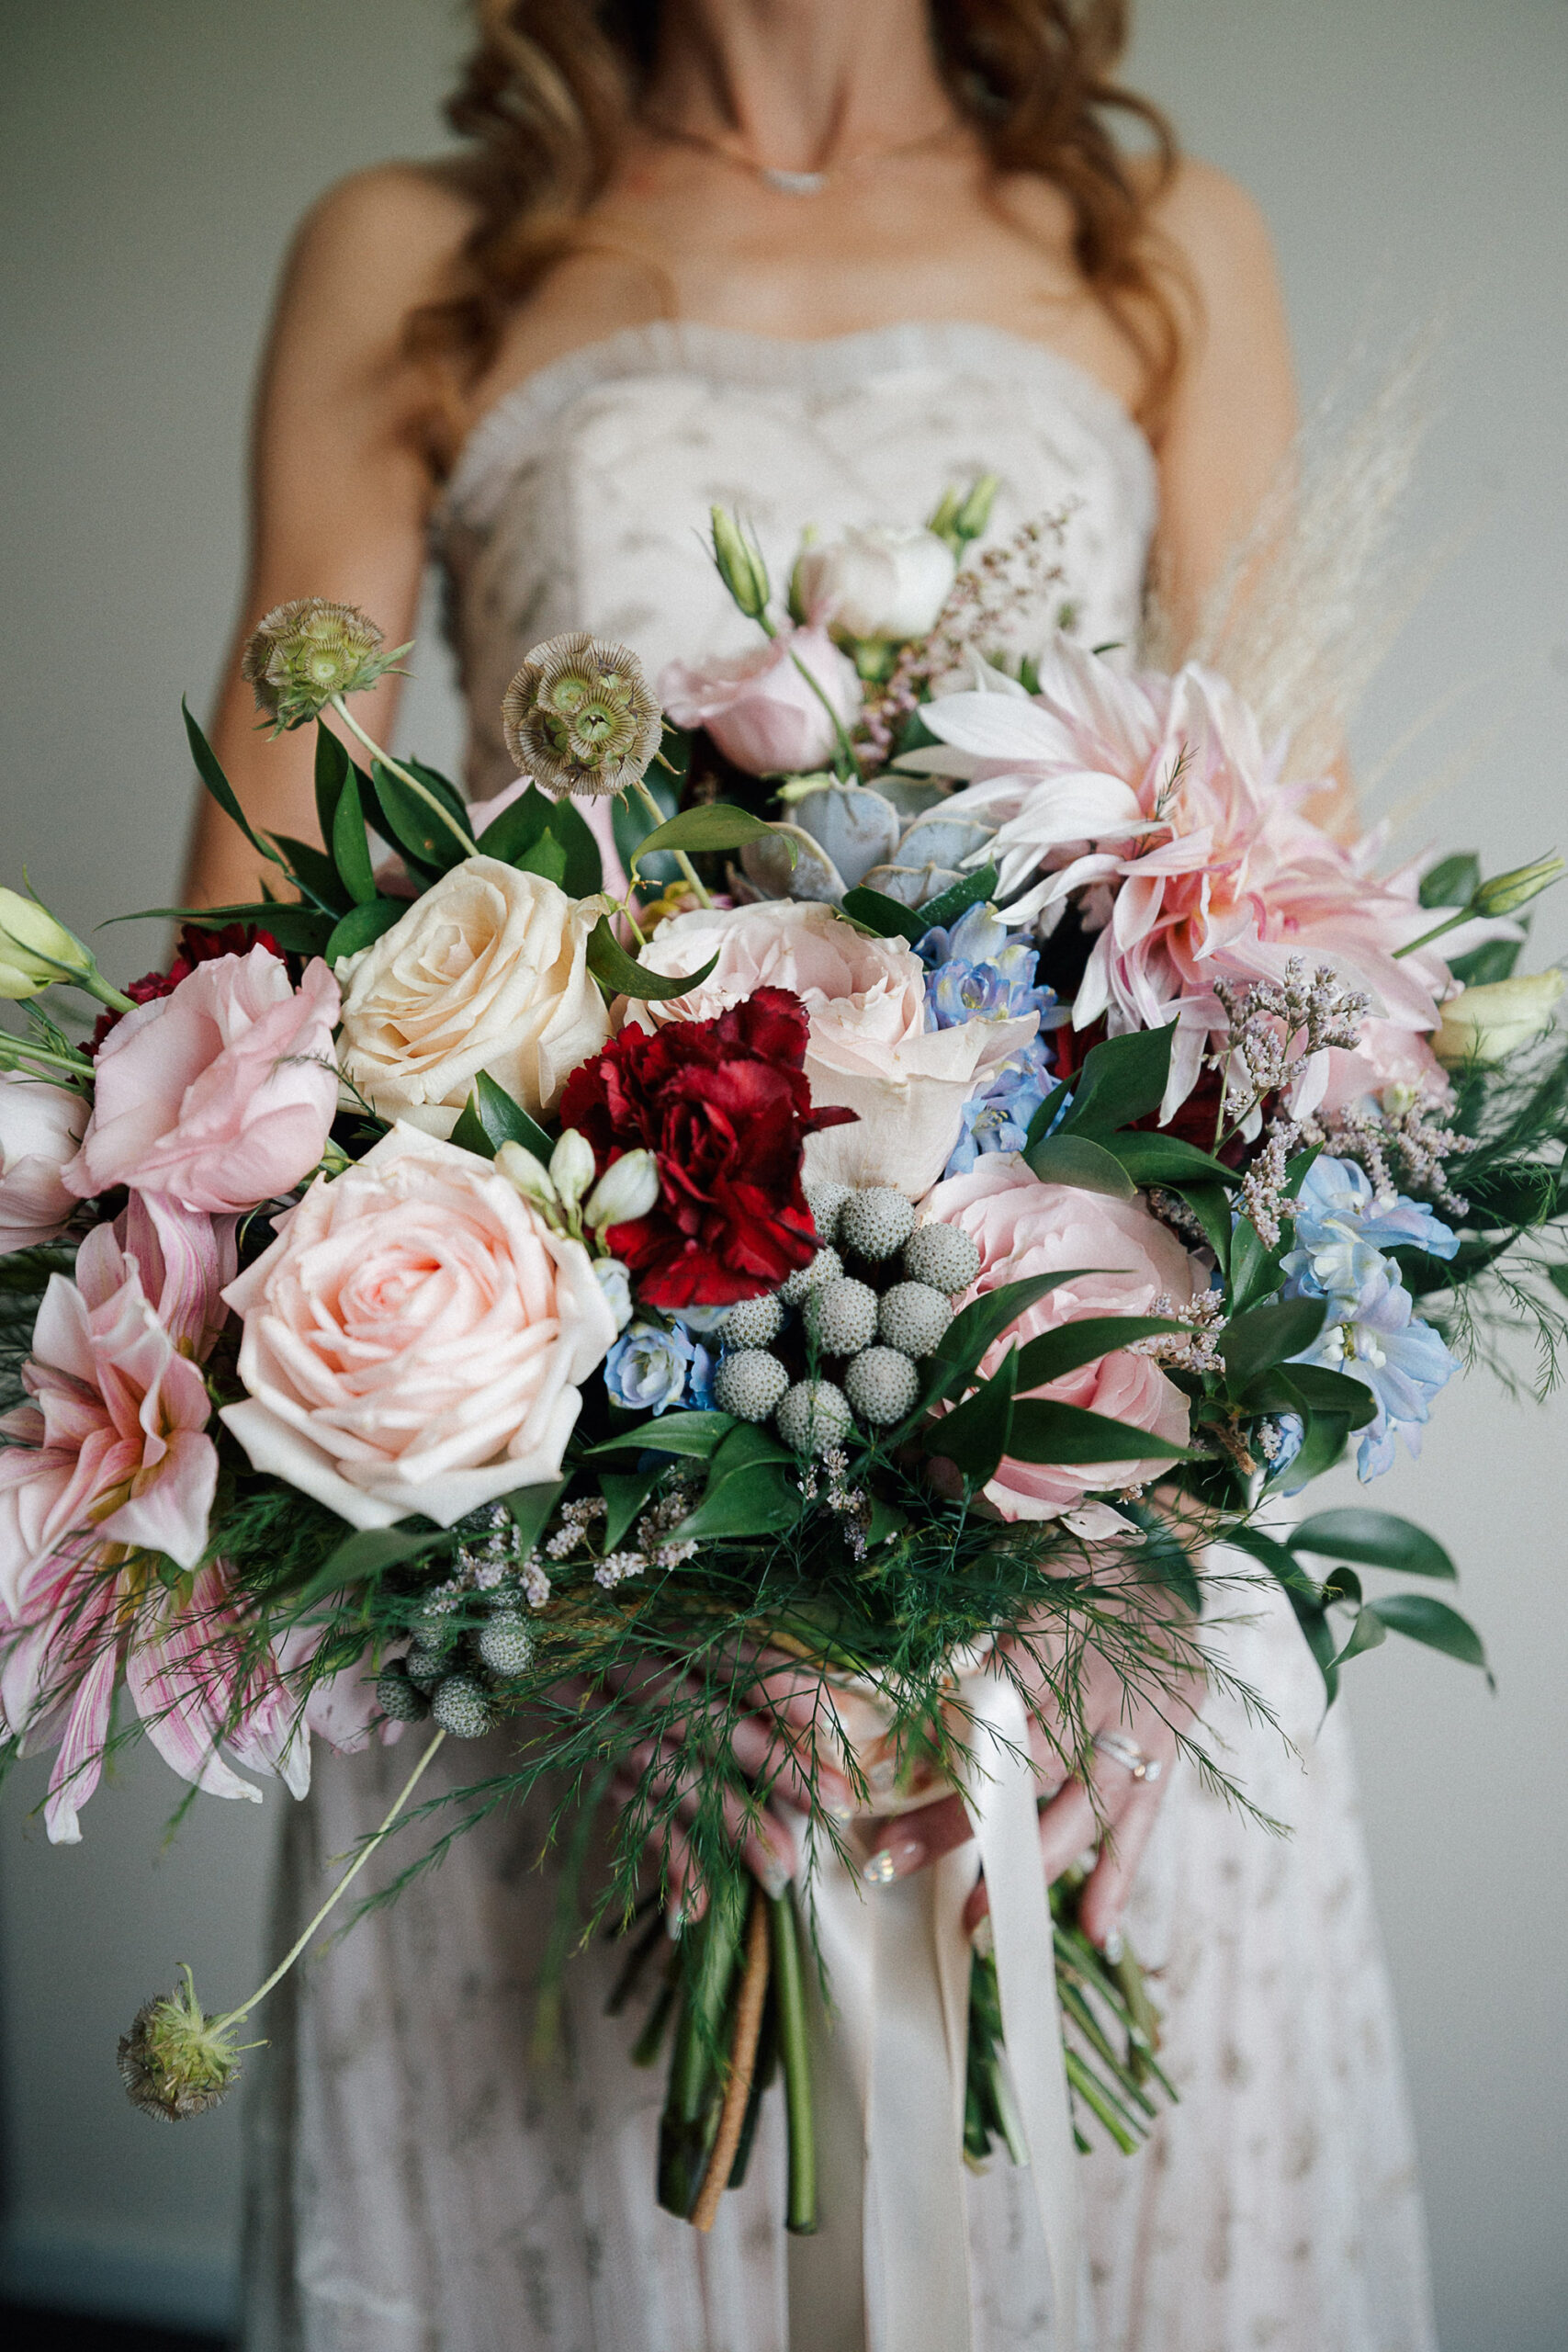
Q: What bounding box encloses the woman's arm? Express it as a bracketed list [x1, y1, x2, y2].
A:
[185, 165, 471, 909]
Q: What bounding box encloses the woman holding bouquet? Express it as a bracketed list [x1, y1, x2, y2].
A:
[193, 5, 1435, 2348]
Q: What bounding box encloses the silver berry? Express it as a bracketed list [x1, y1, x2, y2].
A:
[779, 1244, 843, 1306]
[723, 1291, 785, 1348]
[478, 1611, 536, 1678]
[840, 1186, 916, 1262]
[714, 1349, 790, 1422]
[409, 1605, 458, 1654]
[404, 1642, 446, 1691]
[376, 1661, 430, 1721]
[901, 1222, 981, 1296]
[431, 1673, 495, 1739]
[844, 1347, 920, 1426]
[804, 1180, 852, 1246]
[805, 1276, 879, 1357]
[775, 1378, 853, 1455]
[878, 1281, 953, 1358]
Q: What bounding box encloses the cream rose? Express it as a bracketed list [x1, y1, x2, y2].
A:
[629, 900, 1035, 1197]
[220, 1125, 617, 1529]
[336, 856, 611, 1135]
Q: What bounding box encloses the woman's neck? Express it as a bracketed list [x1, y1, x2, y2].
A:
[645, 0, 959, 172]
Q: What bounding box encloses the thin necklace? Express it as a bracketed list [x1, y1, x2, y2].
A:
[640, 112, 966, 198]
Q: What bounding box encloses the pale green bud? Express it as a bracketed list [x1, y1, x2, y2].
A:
[1433, 971, 1564, 1067]
[0, 888, 90, 1000]
[584, 1148, 660, 1230]
[548, 1126, 596, 1212]
[1470, 853, 1566, 919]
[494, 1139, 558, 1213]
[709, 507, 772, 621]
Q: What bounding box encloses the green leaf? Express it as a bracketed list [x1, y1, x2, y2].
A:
[293, 1521, 447, 1608]
[270, 835, 353, 916]
[324, 896, 406, 966]
[635, 803, 783, 864]
[1290, 1509, 1457, 1580]
[613, 751, 682, 880]
[1023, 1133, 1136, 1198]
[513, 830, 569, 886]
[925, 1345, 1018, 1485]
[1225, 1217, 1284, 1316]
[543, 792, 603, 897]
[182, 700, 285, 867]
[1447, 935, 1523, 987]
[1330, 1606, 1388, 1669]
[1005, 1398, 1190, 1464]
[1265, 1408, 1350, 1491]
[1222, 1296, 1326, 1393]
[1013, 1315, 1184, 1391]
[600, 1466, 662, 1552]
[1053, 1024, 1176, 1138]
[446, 1069, 555, 1167]
[586, 915, 719, 1002]
[476, 782, 549, 864]
[907, 862, 1000, 937]
[1251, 1363, 1378, 1432]
[1226, 1522, 1323, 1600]
[1174, 1180, 1234, 1272]
[709, 1422, 796, 1477]
[500, 1480, 567, 1555]
[671, 1460, 802, 1541]
[1109, 1134, 1239, 1188]
[314, 722, 349, 850]
[108, 900, 333, 954]
[1419, 852, 1480, 910]
[330, 768, 378, 904]
[370, 758, 472, 874]
[1368, 1593, 1490, 1679]
[838, 886, 930, 944]
[923, 1272, 1098, 1408]
[585, 1410, 737, 1461]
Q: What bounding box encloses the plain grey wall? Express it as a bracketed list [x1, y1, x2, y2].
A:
[2, 4, 1564, 2346]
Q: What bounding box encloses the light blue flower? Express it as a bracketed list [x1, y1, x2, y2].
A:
[1281, 1156, 1457, 1305]
[604, 1320, 695, 1416]
[942, 1040, 1062, 1177]
[1291, 1265, 1460, 1480]
[681, 1333, 718, 1411]
[918, 901, 1057, 1034]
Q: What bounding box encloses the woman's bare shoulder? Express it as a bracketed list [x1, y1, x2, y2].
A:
[1135, 153, 1281, 307]
[279, 161, 479, 323]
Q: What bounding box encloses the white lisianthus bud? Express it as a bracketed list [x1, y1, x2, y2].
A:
[0, 888, 92, 1001]
[494, 1138, 558, 1212]
[795, 525, 957, 643]
[1469, 854, 1565, 920]
[593, 1256, 635, 1330]
[709, 506, 772, 621]
[584, 1148, 660, 1231]
[1433, 970, 1564, 1066]
[548, 1126, 596, 1211]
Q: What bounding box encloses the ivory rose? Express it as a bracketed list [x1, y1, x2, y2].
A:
[336, 856, 610, 1135]
[220, 1125, 617, 1530]
[66, 945, 340, 1215]
[920, 1159, 1200, 1532]
[629, 901, 1036, 1197]
[0, 1074, 86, 1254]
[795, 523, 957, 642]
[659, 625, 862, 777]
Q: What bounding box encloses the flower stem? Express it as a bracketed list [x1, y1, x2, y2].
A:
[1392, 907, 1469, 960]
[0, 1035, 95, 1084]
[786, 648, 862, 783]
[769, 1885, 818, 2234]
[329, 696, 478, 859]
[211, 1727, 446, 2034]
[692, 1882, 772, 2231]
[631, 776, 713, 910]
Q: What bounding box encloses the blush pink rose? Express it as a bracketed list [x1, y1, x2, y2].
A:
[660, 624, 863, 776]
[919, 1159, 1201, 1531]
[67, 945, 340, 1215]
[220, 1124, 618, 1531]
[629, 900, 1036, 1196]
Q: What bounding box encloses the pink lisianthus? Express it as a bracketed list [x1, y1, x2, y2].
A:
[0, 1073, 86, 1254]
[66, 944, 341, 1215]
[919, 1159, 1201, 1534]
[0, 1194, 232, 1839]
[917, 637, 1512, 1119]
[660, 625, 862, 776]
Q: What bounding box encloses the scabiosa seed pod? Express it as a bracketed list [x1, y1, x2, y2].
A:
[241, 598, 405, 732]
[431, 1674, 496, 1739]
[878, 1280, 953, 1358]
[118, 1967, 243, 2121]
[722, 1292, 785, 1348]
[501, 630, 662, 798]
[844, 1346, 920, 1426]
[805, 1276, 879, 1357]
[779, 1244, 842, 1306]
[376, 1660, 431, 1722]
[901, 1222, 982, 1296]
[714, 1349, 789, 1422]
[775, 1378, 853, 1455]
[840, 1187, 916, 1262]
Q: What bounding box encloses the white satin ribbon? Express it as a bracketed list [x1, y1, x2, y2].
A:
[789, 1663, 1079, 2352]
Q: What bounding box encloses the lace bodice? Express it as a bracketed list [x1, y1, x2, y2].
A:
[432, 319, 1157, 802]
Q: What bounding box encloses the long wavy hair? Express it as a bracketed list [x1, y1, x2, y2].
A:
[414, 1, 1186, 432]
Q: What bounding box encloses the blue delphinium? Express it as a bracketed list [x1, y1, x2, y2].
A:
[1281, 1156, 1461, 1479]
[919, 901, 1057, 1034]
[604, 1320, 696, 1416]
[943, 1039, 1064, 1177]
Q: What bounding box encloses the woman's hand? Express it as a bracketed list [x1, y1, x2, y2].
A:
[859, 1630, 1202, 1951]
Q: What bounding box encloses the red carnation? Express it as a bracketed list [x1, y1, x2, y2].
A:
[89, 922, 281, 1054]
[559, 988, 855, 1309]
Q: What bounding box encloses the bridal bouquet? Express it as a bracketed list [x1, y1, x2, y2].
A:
[3, 483, 1564, 2242]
